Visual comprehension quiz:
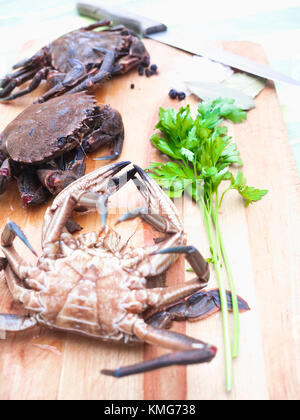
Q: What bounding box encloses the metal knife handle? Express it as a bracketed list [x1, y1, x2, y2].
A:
[77, 1, 167, 37]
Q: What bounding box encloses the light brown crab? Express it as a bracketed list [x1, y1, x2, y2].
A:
[0, 161, 248, 376]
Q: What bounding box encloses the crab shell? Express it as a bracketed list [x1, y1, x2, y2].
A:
[50, 29, 147, 75]
[1, 93, 97, 164]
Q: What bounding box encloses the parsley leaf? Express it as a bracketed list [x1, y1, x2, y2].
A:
[229, 170, 268, 206]
[148, 98, 266, 208]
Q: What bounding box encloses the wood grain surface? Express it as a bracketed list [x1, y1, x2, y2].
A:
[0, 38, 299, 400]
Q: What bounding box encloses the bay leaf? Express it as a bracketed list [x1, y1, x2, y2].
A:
[222, 72, 266, 98]
[185, 80, 256, 110]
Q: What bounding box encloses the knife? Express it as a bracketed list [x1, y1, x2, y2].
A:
[77, 1, 300, 86]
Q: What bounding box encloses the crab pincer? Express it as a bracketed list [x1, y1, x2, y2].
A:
[102, 336, 217, 377]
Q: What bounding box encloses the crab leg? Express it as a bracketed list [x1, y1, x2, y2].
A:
[0, 69, 38, 98]
[17, 170, 51, 206]
[1, 222, 36, 280]
[117, 206, 179, 234]
[117, 165, 189, 276]
[116, 36, 149, 74]
[137, 233, 186, 277]
[1, 222, 36, 253]
[43, 194, 77, 254]
[81, 20, 112, 31]
[11, 47, 48, 71]
[105, 132, 124, 161]
[154, 245, 210, 284]
[4, 265, 42, 312]
[35, 60, 87, 103]
[144, 277, 208, 309]
[37, 168, 79, 197]
[82, 129, 114, 153]
[0, 314, 37, 333]
[67, 47, 115, 95]
[93, 132, 124, 161]
[0, 46, 48, 100]
[102, 320, 216, 377]
[82, 130, 108, 154]
[62, 59, 86, 87]
[0, 66, 40, 88]
[102, 347, 215, 377]
[85, 128, 124, 161]
[0, 67, 51, 102]
[37, 46, 116, 102]
[1, 223, 47, 292]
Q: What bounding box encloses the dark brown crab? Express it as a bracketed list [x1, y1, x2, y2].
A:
[0, 162, 249, 376]
[0, 20, 149, 103]
[0, 92, 124, 206]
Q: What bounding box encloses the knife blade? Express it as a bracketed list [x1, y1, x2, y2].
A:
[77, 1, 300, 86]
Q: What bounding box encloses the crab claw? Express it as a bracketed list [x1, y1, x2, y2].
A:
[152, 289, 250, 323]
[37, 168, 79, 196]
[118, 165, 184, 234]
[102, 318, 217, 378]
[77, 167, 138, 228]
[101, 167, 138, 227]
[48, 161, 131, 208]
[42, 161, 132, 242]
[108, 167, 138, 195]
[102, 344, 217, 377]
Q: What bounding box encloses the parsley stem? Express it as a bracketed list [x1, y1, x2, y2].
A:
[200, 198, 233, 391]
[212, 200, 240, 359]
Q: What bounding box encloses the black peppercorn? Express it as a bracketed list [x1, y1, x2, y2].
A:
[150, 64, 158, 73]
[178, 91, 186, 100]
[168, 89, 178, 99]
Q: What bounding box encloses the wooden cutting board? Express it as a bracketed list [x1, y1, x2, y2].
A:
[0, 38, 299, 401]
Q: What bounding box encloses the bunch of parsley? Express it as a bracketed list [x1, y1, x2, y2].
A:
[147, 98, 267, 391]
